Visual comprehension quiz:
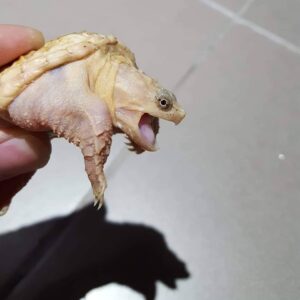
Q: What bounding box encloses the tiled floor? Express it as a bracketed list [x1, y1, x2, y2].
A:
[1, 1, 300, 299]
[245, 0, 300, 47]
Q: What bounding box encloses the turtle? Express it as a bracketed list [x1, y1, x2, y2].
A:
[0, 32, 185, 210]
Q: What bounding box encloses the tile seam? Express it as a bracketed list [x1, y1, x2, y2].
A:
[173, 2, 238, 91]
[238, 0, 256, 16]
[198, 0, 300, 55]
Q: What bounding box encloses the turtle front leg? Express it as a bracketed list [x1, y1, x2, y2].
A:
[6, 61, 113, 206]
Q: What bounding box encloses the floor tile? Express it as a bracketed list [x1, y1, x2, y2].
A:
[105, 25, 300, 300]
[245, 0, 300, 47]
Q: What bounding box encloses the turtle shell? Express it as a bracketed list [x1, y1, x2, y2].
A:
[0, 32, 135, 113]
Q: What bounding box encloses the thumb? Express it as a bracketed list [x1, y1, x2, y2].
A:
[0, 24, 44, 66]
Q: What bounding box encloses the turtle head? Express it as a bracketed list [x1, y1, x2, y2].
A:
[112, 63, 185, 153]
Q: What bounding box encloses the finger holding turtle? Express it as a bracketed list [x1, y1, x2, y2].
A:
[0, 25, 51, 214]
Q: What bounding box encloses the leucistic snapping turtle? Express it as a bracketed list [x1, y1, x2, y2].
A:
[0, 32, 185, 209]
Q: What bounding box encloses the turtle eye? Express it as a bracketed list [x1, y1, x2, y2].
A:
[157, 97, 172, 110]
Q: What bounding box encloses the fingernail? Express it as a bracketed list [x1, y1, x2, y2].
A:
[25, 26, 45, 50]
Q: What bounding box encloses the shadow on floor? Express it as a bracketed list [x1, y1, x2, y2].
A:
[0, 203, 189, 300]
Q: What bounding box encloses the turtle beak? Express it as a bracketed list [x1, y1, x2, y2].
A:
[173, 107, 186, 125]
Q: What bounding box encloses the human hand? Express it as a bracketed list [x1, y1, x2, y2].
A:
[0, 25, 51, 214]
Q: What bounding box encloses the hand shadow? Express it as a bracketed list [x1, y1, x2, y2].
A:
[0, 203, 189, 300]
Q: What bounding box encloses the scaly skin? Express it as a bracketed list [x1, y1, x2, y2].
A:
[0, 32, 185, 210]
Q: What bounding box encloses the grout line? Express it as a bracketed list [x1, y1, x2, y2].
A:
[174, 3, 237, 91]
[175, 0, 300, 92]
[173, 21, 234, 92]
[198, 0, 300, 55]
[173, 63, 198, 91]
[238, 0, 256, 16]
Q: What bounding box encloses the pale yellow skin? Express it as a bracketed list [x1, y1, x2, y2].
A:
[0, 32, 185, 207]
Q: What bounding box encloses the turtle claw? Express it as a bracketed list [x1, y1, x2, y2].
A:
[93, 198, 103, 210]
[97, 200, 103, 210]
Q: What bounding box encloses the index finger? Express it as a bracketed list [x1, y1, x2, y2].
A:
[0, 24, 44, 66]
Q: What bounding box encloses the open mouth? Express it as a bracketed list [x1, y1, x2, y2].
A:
[115, 108, 160, 153]
[138, 113, 159, 147]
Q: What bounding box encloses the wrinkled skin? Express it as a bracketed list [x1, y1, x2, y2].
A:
[0, 33, 185, 212]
